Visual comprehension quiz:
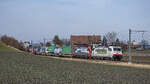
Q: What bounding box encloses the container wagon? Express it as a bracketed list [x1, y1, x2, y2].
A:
[54, 48, 62, 56]
[46, 46, 56, 56]
[74, 47, 89, 58]
[36, 47, 42, 55]
[62, 46, 72, 56]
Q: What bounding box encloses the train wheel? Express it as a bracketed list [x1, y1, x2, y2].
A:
[111, 57, 115, 61]
[117, 57, 121, 61]
[102, 57, 105, 60]
[99, 57, 102, 60]
[109, 58, 112, 61]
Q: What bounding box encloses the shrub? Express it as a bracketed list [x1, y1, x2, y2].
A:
[0, 35, 24, 51]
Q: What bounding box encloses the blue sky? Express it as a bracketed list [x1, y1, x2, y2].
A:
[0, 0, 150, 43]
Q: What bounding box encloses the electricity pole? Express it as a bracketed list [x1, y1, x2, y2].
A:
[128, 29, 147, 64]
[70, 35, 73, 58]
[128, 29, 132, 64]
[43, 38, 46, 54]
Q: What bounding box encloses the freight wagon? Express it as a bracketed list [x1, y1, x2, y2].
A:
[36, 47, 42, 55]
[74, 47, 89, 58]
[54, 48, 62, 56]
[62, 46, 72, 56]
[46, 46, 56, 56]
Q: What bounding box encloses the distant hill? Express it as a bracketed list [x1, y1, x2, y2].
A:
[0, 42, 20, 53]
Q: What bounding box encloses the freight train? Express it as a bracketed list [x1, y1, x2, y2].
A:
[30, 46, 123, 61]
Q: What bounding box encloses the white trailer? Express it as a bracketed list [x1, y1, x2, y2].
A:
[54, 48, 62, 56]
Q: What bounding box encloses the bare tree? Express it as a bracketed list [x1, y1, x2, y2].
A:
[46, 42, 51, 47]
[115, 38, 120, 46]
[62, 39, 70, 46]
[102, 36, 108, 46]
[105, 32, 117, 45]
[53, 35, 63, 47]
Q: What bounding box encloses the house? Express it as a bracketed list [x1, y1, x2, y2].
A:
[71, 35, 101, 47]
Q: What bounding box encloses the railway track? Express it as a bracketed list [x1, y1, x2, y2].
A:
[40, 55, 150, 69]
[50, 55, 150, 65]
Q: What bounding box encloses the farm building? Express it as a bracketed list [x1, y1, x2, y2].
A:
[71, 35, 101, 47]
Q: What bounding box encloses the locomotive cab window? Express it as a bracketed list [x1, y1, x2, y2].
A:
[113, 48, 121, 51]
[108, 48, 112, 51]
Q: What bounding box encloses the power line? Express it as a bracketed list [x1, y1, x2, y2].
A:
[128, 29, 147, 64]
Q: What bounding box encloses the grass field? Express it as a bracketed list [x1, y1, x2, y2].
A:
[122, 56, 150, 63]
[0, 42, 18, 53]
[132, 49, 150, 54]
[0, 43, 150, 84]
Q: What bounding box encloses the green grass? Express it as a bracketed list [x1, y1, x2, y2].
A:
[0, 43, 150, 84]
[0, 42, 17, 53]
[0, 52, 150, 84]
